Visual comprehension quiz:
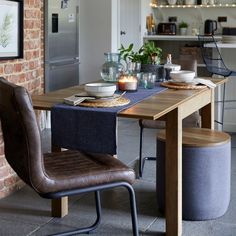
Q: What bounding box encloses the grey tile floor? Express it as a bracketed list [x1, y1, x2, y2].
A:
[0, 118, 236, 235]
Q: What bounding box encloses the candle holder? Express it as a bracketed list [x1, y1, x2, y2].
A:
[118, 75, 138, 92]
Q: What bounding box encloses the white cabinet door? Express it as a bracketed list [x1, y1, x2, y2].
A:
[119, 0, 141, 51]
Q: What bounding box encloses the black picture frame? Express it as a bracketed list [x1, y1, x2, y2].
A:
[0, 0, 23, 60]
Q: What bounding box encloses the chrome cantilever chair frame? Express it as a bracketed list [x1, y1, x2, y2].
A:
[43, 182, 138, 236]
[0, 77, 139, 236]
[198, 35, 236, 126]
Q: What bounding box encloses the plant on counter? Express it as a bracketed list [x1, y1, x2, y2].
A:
[179, 21, 189, 28]
[179, 21, 189, 35]
[119, 43, 143, 63]
[119, 41, 162, 65]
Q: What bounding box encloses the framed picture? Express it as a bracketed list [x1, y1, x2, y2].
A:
[0, 0, 23, 60]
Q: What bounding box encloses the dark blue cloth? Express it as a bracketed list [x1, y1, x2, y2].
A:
[51, 85, 167, 154]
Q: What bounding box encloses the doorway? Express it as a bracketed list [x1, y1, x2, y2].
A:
[119, 0, 141, 51]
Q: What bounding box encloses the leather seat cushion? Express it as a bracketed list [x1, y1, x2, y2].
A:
[40, 150, 135, 194]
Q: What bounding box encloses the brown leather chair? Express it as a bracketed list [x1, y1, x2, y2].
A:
[0, 77, 139, 236]
[138, 58, 201, 177]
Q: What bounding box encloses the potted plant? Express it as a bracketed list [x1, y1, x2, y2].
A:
[119, 41, 162, 75]
[179, 21, 188, 35]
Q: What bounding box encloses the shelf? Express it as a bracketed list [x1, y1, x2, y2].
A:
[143, 35, 222, 41]
[150, 3, 236, 8]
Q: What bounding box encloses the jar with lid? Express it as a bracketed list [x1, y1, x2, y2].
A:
[100, 53, 124, 82]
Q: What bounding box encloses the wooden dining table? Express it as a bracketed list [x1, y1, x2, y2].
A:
[32, 77, 227, 236]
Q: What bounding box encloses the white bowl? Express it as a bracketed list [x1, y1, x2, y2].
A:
[170, 70, 195, 83]
[84, 83, 116, 97]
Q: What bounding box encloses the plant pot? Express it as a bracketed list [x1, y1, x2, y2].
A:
[180, 27, 188, 35]
[168, 0, 177, 5]
[141, 64, 165, 81]
[185, 0, 195, 4]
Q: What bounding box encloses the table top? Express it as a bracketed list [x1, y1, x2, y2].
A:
[32, 78, 227, 120]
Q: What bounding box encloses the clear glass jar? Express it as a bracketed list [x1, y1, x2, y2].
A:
[100, 53, 124, 82]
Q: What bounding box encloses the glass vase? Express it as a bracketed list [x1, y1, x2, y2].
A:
[100, 53, 124, 82]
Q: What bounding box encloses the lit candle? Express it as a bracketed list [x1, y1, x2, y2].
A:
[118, 75, 138, 91]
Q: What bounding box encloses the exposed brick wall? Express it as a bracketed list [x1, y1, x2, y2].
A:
[0, 0, 44, 198]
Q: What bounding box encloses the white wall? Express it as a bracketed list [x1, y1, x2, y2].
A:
[79, 0, 112, 84]
[141, 0, 152, 38]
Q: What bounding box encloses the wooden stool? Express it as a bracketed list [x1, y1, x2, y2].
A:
[156, 128, 231, 220]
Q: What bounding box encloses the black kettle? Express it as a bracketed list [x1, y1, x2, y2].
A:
[204, 19, 217, 35]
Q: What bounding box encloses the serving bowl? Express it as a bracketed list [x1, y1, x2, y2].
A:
[170, 70, 195, 83]
[84, 83, 116, 97]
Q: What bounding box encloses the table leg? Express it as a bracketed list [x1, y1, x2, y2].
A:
[165, 108, 182, 236]
[51, 198, 68, 217]
[201, 88, 215, 129]
[51, 144, 68, 218]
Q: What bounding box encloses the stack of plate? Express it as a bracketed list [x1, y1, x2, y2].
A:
[222, 35, 236, 44]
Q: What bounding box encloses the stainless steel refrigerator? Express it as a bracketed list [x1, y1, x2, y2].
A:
[45, 0, 79, 92]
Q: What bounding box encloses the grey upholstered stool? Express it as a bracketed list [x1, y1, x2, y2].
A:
[156, 128, 231, 220]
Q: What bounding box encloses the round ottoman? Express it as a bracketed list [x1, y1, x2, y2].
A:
[156, 128, 231, 220]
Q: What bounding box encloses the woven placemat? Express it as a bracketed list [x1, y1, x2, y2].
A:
[79, 97, 130, 108]
[161, 81, 207, 90]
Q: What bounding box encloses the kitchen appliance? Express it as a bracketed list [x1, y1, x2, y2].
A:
[45, 0, 80, 92]
[222, 27, 236, 36]
[157, 23, 176, 35]
[204, 19, 217, 35]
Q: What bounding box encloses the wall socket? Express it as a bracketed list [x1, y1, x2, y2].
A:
[218, 16, 227, 22]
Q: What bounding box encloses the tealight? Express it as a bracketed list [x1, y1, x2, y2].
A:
[118, 75, 138, 92]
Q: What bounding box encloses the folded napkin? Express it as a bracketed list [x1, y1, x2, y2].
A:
[193, 78, 216, 89]
[64, 94, 95, 106]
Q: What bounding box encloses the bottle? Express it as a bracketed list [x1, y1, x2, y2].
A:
[166, 54, 172, 64]
[197, 0, 202, 4]
[164, 54, 172, 80]
[164, 54, 181, 81]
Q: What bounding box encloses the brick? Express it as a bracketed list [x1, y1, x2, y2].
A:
[0, 167, 10, 178]
[0, 179, 4, 190]
[0, 65, 3, 74]
[0, 0, 44, 199]
[4, 64, 14, 74]
[14, 63, 23, 73]
[4, 175, 16, 187]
